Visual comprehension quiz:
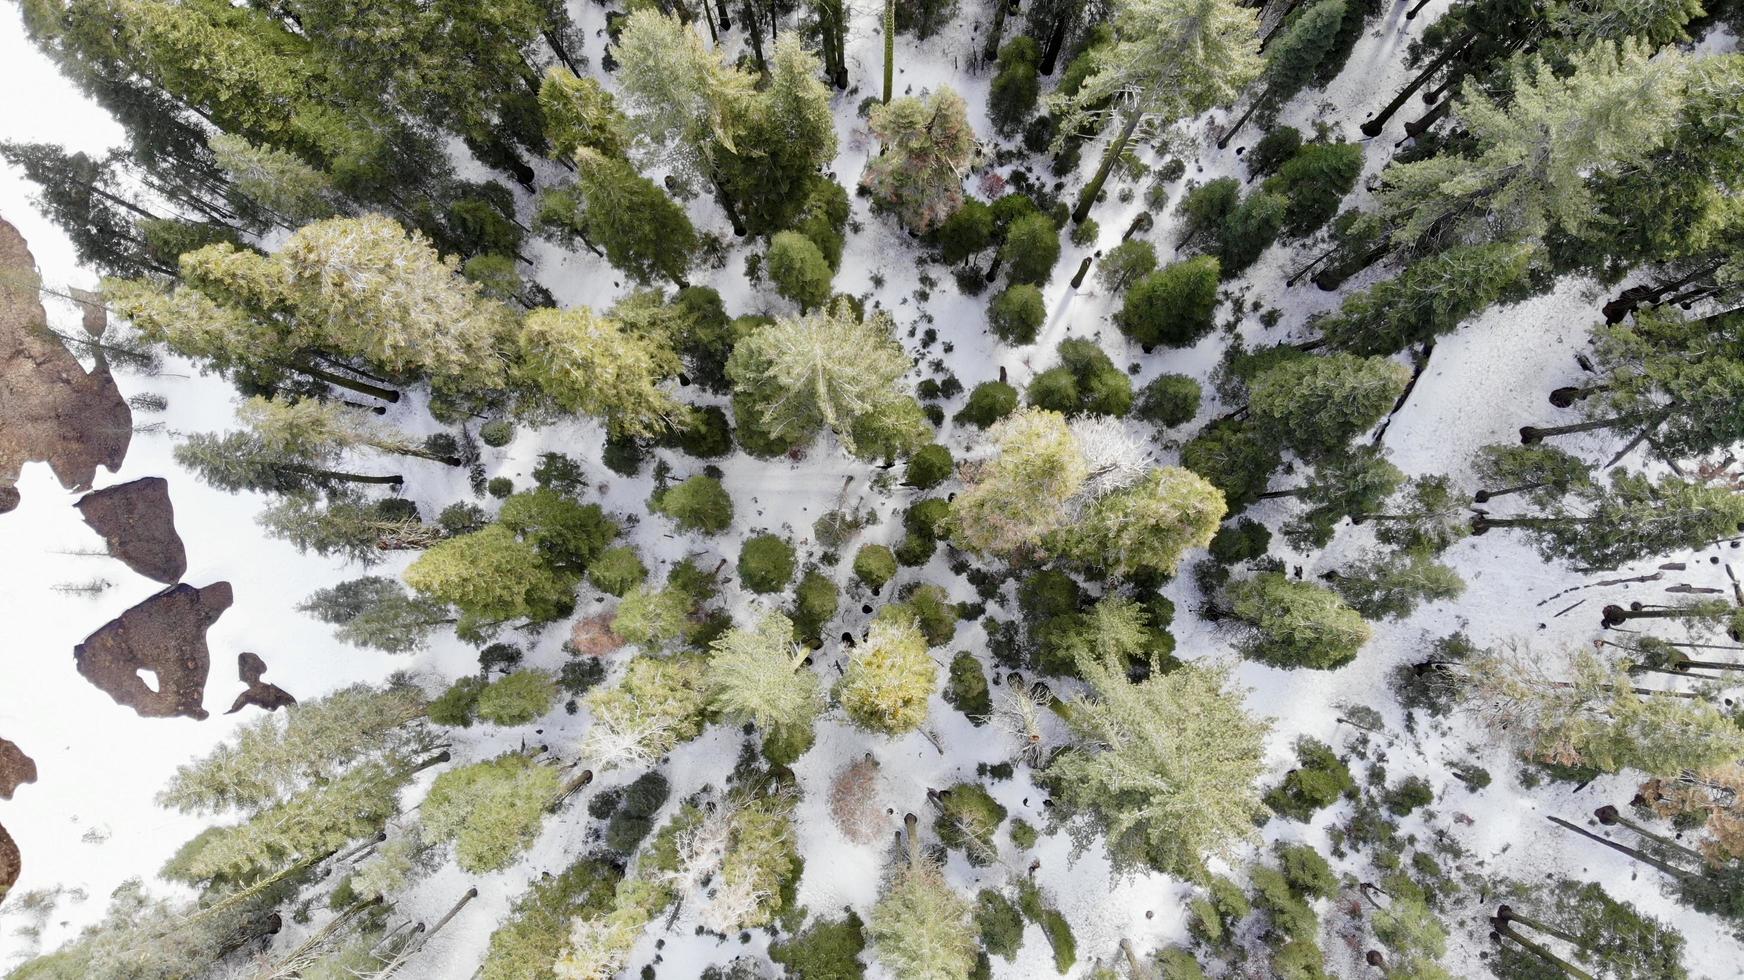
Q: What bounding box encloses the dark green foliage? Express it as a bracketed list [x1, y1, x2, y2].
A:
[975, 890, 1025, 961]
[905, 444, 955, 489]
[1265, 142, 1362, 237]
[956, 380, 1020, 428]
[1177, 178, 1241, 249]
[1017, 881, 1077, 973]
[944, 651, 991, 721]
[605, 771, 670, 855]
[1383, 776, 1433, 816]
[498, 489, 619, 573]
[1003, 212, 1061, 285]
[1492, 879, 1690, 980]
[895, 0, 959, 37]
[1275, 842, 1338, 899]
[588, 545, 648, 597]
[769, 909, 867, 980]
[653, 475, 734, 534]
[1320, 242, 1534, 355]
[937, 782, 1007, 866]
[1097, 238, 1159, 292]
[1218, 190, 1287, 273]
[1189, 875, 1252, 945]
[1136, 374, 1203, 427]
[769, 231, 835, 310]
[989, 283, 1046, 344]
[657, 406, 734, 459]
[853, 544, 898, 589]
[1209, 518, 1272, 564]
[429, 675, 487, 728]
[532, 453, 587, 495]
[572, 151, 696, 286]
[479, 642, 523, 674]
[667, 287, 741, 393]
[1181, 419, 1282, 511]
[1027, 338, 1133, 417]
[482, 855, 625, 977]
[905, 498, 953, 542]
[559, 657, 606, 698]
[1009, 818, 1039, 850]
[990, 37, 1042, 134]
[1248, 127, 1303, 180]
[1117, 257, 1221, 348]
[888, 583, 959, 646]
[1264, 738, 1354, 821]
[791, 570, 840, 646]
[488, 476, 515, 499]
[739, 533, 798, 594]
[935, 198, 994, 265]
[603, 433, 648, 476]
[480, 418, 515, 447]
[1248, 354, 1409, 461]
[1226, 573, 1370, 670]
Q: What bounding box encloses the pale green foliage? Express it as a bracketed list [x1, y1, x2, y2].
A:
[951, 408, 1089, 554]
[583, 655, 712, 769]
[1369, 875, 1454, 979]
[707, 610, 824, 742]
[235, 395, 431, 462]
[869, 864, 980, 980]
[540, 68, 631, 160]
[208, 132, 336, 223]
[349, 832, 431, 901]
[1054, 466, 1227, 576]
[1331, 550, 1465, 621]
[404, 524, 576, 628]
[727, 298, 914, 455]
[610, 9, 759, 178]
[711, 795, 802, 931]
[476, 670, 559, 726]
[1463, 644, 1744, 775]
[1226, 572, 1371, 669]
[159, 680, 433, 814]
[3, 878, 276, 980]
[839, 615, 937, 735]
[613, 583, 696, 649]
[1049, 0, 1261, 144]
[422, 753, 561, 873]
[1045, 660, 1269, 879]
[1556, 0, 1705, 45]
[860, 87, 978, 232]
[516, 306, 685, 437]
[1381, 41, 1686, 250]
[1248, 354, 1411, 459]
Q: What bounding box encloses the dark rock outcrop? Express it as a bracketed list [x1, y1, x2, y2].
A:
[0, 820, 17, 906]
[75, 477, 187, 584]
[0, 737, 34, 800]
[0, 217, 131, 512]
[73, 582, 232, 720]
[226, 652, 297, 714]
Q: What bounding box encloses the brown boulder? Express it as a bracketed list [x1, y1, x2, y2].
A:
[0, 820, 16, 907]
[75, 477, 187, 584]
[0, 738, 34, 800]
[73, 581, 232, 720]
[0, 216, 131, 512]
[225, 652, 297, 715]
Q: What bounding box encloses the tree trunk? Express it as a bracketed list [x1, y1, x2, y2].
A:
[1402, 96, 1452, 140]
[701, 0, 719, 41]
[1070, 253, 1095, 288]
[1360, 32, 1476, 137]
[740, 1, 767, 71]
[267, 895, 383, 972]
[294, 362, 402, 403]
[1520, 414, 1647, 444]
[1603, 259, 1725, 323]
[903, 812, 921, 867]
[1595, 805, 1712, 864]
[1546, 814, 1696, 881]
[544, 29, 581, 74]
[1039, 13, 1069, 75]
[1492, 917, 1596, 980]
[290, 465, 404, 486]
[1259, 0, 1306, 49]
[717, 0, 732, 29]
[1217, 91, 1269, 149]
[1073, 101, 1145, 224]
[883, 0, 896, 103]
[1405, 0, 1434, 17]
[1473, 481, 1546, 504]
[378, 443, 463, 467]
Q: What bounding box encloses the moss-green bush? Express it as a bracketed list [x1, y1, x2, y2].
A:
[905, 444, 954, 489]
[944, 651, 991, 720]
[853, 544, 898, 589]
[1264, 737, 1356, 822]
[1136, 373, 1202, 428]
[955, 381, 1020, 428]
[791, 570, 840, 646]
[975, 889, 1025, 961]
[429, 675, 487, 727]
[653, 475, 734, 534]
[475, 670, 558, 726]
[739, 533, 797, 594]
[770, 909, 867, 979]
[588, 545, 648, 596]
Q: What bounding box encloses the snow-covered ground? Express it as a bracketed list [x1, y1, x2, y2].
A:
[2, 0, 1741, 976]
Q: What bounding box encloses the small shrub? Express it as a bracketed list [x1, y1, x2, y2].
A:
[905, 444, 954, 489]
[487, 476, 514, 499]
[475, 670, 557, 726]
[479, 418, 515, 447]
[853, 544, 898, 589]
[944, 651, 991, 720]
[739, 533, 798, 594]
[1135, 373, 1202, 427]
[955, 381, 1019, 428]
[429, 676, 486, 727]
[653, 475, 734, 534]
[588, 545, 648, 596]
[989, 283, 1045, 344]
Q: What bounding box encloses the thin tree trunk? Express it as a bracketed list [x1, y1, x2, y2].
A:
[259, 896, 383, 976]
[1595, 806, 1712, 864]
[883, 0, 896, 103]
[716, 0, 732, 29]
[1546, 814, 1696, 881]
[1492, 917, 1596, 980]
[741, 1, 767, 71]
[295, 362, 402, 403]
[1360, 32, 1476, 137]
[1073, 101, 1145, 224]
[1603, 259, 1725, 323]
[1473, 481, 1546, 504]
[983, 0, 1015, 63]
[1405, 0, 1434, 17]
[1218, 92, 1268, 149]
[1402, 96, 1452, 140]
[544, 29, 581, 74]
[1259, 0, 1307, 48]
[1039, 13, 1069, 74]
[1519, 414, 1645, 443]
[701, 0, 719, 41]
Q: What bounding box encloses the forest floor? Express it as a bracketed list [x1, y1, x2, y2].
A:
[1, 0, 1742, 977]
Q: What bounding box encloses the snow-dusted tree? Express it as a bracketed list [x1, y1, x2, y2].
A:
[583, 655, 712, 769]
[540, 68, 632, 161]
[726, 299, 916, 457]
[1218, 0, 1346, 146]
[208, 132, 338, 225]
[1044, 660, 1269, 879]
[174, 430, 404, 495]
[1459, 643, 1744, 776]
[839, 615, 937, 736]
[869, 837, 979, 980]
[1329, 550, 1466, 621]
[1051, 0, 1262, 223]
[706, 793, 802, 931]
[1473, 443, 1593, 505]
[707, 610, 825, 760]
[300, 576, 454, 653]
[421, 753, 561, 873]
[1316, 240, 1536, 355]
[515, 305, 686, 438]
[719, 37, 842, 235]
[1473, 470, 1744, 570]
[1248, 353, 1411, 460]
[236, 396, 459, 465]
[1379, 41, 1686, 255]
[951, 408, 1089, 555]
[990, 681, 1055, 765]
[1225, 572, 1371, 669]
[1366, 473, 1472, 555]
[1069, 415, 1157, 501]
[1053, 467, 1227, 577]
[860, 88, 978, 233]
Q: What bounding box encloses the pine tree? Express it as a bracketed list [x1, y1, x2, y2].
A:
[766, 231, 835, 310]
[1053, 467, 1228, 577]
[539, 68, 632, 160]
[583, 654, 712, 769]
[1268, 446, 1406, 549]
[174, 431, 404, 495]
[1001, 212, 1062, 285]
[1472, 470, 1744, 570]
[1044, 660, 1269, 879]
[236, 397, 459, 465]
[403, 524, 577, 631]
[570, 149, 697, 287]
[1473, 443, 1593, 504]
[475, 670, 559, 726]
[515, 306, 686, 438]
[1217, 0, 1346, 147]
[1051, 0, 1262, 223]
[1317, 241, 1535, 354]
[718, 38, 841, 236]
[259, 492, 444, 563]
[300, 577, 453, 654]
[0, 142, 175, 277]
[708, 610, 825, 761]
[422, 753, 562, 873]
[207, 133, 339, 226]
[990, 36, 1043, 135]
[1248, 353, 1410, 460]
[1225, 572, 1371, 669]
[860, 88, 979, 233]
[1329, 550, 1466, 621]
[652, 475, 735, 534]
[950, 408, 1090, 555]
[1116, 255, 1221, 348]
[839, 615, 937, 735]
[727, 299, 916, 457]
[869, 860, 978, 980]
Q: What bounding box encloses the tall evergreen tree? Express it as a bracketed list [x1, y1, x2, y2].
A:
[860, 88, 979, 233]
[516, 305, 687, 437]
[1218, 0, 1346, 147]
[1473, 471, 1744, 569]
